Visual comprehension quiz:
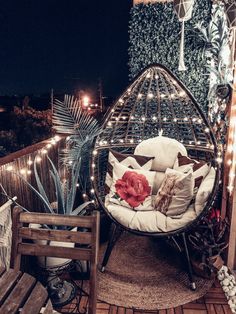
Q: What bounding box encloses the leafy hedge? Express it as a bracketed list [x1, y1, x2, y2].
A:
[128, 0, 212, 112]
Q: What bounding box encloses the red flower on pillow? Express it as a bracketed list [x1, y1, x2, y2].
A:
[115, 171, 151, 208]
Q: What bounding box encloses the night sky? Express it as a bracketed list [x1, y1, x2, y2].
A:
[0, 1, 132, 98]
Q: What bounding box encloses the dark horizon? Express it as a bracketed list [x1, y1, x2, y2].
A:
[0, 1, 132, 99]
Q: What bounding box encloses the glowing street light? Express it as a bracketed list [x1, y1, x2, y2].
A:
[82, 95, 90, 108]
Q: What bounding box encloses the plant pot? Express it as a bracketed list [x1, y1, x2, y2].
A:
[30, 223, 77, 269]
[191, 254, 224, 279]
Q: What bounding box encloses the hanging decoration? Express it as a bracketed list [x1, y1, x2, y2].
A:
[225, 1, 236, 69]
[173, 0, 195, 71]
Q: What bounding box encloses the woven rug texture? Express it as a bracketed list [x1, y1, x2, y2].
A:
[93, 232, 213, 310]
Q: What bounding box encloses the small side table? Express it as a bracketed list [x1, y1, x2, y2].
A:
[0, 266, 55, 314]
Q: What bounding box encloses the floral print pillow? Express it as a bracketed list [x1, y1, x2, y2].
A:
[109, 162, 155, 211]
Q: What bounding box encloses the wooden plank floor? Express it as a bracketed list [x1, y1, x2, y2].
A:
[62, 280, 232, 314]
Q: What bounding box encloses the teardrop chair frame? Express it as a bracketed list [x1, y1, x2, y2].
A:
[91, 64, 220, 290]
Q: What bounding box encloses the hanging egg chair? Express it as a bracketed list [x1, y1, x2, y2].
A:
[91, 64, 220, 290]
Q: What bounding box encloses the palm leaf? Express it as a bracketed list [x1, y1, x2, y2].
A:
[71, 201, 92, 216]
[47, 156, 65, 215]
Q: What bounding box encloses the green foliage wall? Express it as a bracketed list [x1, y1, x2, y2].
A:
[128, 1, 212, 112]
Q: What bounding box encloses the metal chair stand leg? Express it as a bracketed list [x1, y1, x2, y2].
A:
[182, 233, 196, 291]
[101, 223, 123, 272]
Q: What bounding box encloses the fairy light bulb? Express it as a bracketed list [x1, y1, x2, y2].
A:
[141, 117, 146, 122]
[90, 176, 94, 181]
[146, 73, 151, 78]
[163, 117, 167, 122]
[173, 118, 177, 122]
[51, 139, 56, 145]
[90, 189, 95, 194]
[92, 163, 95, 168]
[204, 128, 210, 133]
[119, 139, 124, 143]
[20, 169, 26, 175]
[130, 139, 134, 143]
[192, 118, 196, 122]
[216, 157, 223, 164]
[122, 116, 126, 120]
[108, 121, 112, 126]
[36, 156, 42, 163]
[46, 144, 52, 149]
[152, 116, 157, 121]
[184, 117, 188, 121]
[83, 193, 87, 198]
[160, 94, 165, 98]
[27, 170, 32, 175]
[155, 75, 159, 79]
[6, 165, 13, 171]
[119, 99, 124, 104]
[27, 160, 33, 166]
[93, 150, 97, 156]
[170, 93, 175, 99]
[228, 160, 232, 166]
[66, 136, 71, 140]
[198, 119, 202, 124]
[41, 149, 47, 154]
[148, 93, 154, 99]
[138, 94, 142, 99]
[54, 135, 61, 142]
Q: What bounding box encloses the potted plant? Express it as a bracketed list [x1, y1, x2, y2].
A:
[188, 208, 229, 279]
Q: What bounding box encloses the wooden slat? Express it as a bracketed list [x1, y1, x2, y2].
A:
[19, 212, 94, 228]
[19, 227, 92, 244]
[158, 310, 167, 314]
[222, 304, 232, 314]
[214, 305, 225, 314]
[0, 273, 36, 314]
[174, 306, 183, 314]
[182, 303, 207, 310]
[125, 309, 134, 314]
[18, 243, 91, 260]
[0, 269, 22, 305]
[205, 299, 228, 305]
[182, 310, 207, 314]
[206, 304, 217, 314]
[21, 281, 48, 314]
[109, 305, 118, 314]
[167, 309, 175, 314]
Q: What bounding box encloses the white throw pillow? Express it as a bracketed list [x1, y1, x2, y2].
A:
[109, 162, 155, 211]
[105, 149, 154, 194]
[174, 153, 211, 193]
[153, 168, 194, 217]
[195, 167, 216, 215]
[134, 136, 187, 171]
[153, 171, 166, 195]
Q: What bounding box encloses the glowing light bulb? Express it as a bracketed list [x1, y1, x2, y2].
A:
[155, 75, 159, 79]
[6, 165, 13, 171]
[66, 136, 71, 141]
[76, 183, 80, 187]
[141, 117, 146, 121]
[92, 163, 95, 168]
[36, 156, 42, 163]
[146, 73, 151, 78]
[184, 117, 188, 121]
[198, 119, 202, 124]
[148, 93, 154, 99]
[119, 99, 124, 103]
[130, 139, 134, 143]
[83, 194, 87, 198]
[27, 160, 33, 166]
[20, 169, 26, 175]
[192, 118, 196, 122]
[138, 93, 143, 99]
[122, 116, 126, 120]
[41, 149, 47, 154]
[27, 170, 32, 175]
[152, 116, 157, 121]
[46, 144, 52, 149]
[119, 139, 124, 143]
[170, 94, 175, 99]
[160, 94, 165, 98]
[216, 157, 223, 164]
[227, 160, 232, 166]
[90, 189, 95, 194]
[204, 128, 210, 133]
[54, 135, 61, 142]
[93, 150, 97, 156]
[173, 118, 177, 122]
[90, 176, 94, 181]
[108, 121, 112, 126]
[163, 117, 167, 122]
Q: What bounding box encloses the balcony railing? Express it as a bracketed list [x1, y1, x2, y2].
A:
[0, 137, 62, 211]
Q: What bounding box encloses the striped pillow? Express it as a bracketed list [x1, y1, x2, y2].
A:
[105, 149, 154, 195]
[174, 153, 211, 190]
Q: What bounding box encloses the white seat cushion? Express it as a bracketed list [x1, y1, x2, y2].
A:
[105, 196, 196, 233]
[134, 136, 187, 171]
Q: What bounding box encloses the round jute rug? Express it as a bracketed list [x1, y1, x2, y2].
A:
[93, 232, 213, 310]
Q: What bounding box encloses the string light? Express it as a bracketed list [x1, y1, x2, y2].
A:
[148, 93, 154, 99]
[141, 117, 146, 121]
[184, 117, 188, 121]
[41, 149, 47, 154]
[6, 165, 13, 171]
[119, 99, 124, 104]
[20, 169, 26, 175]
[27, 160, 33, 166]
[108, 121, 112, 126]
[93, 150, 97, 156]
[90, 176, 94, 181]
[152, 116, 157, 121]
[163, 117, 167, 122]
[36, 156, 42, 163]
[146, 73, 151, 78]
[90, 189, 95, 194]
[76, 183, 80, 187]
[54, 135, 61, 142]
[173, 118, 177, 122]
[130, 139, 134, 143]
[27, 170, 32, 175]
[46, 144, 52, 149]
[138, 93, 143, 99]
[204, 127, 210, 133]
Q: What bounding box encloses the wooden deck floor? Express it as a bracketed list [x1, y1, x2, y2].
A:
[63, 280, 232, 314]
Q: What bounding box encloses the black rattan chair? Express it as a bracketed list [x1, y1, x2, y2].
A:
[91, 64, 220, 290]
